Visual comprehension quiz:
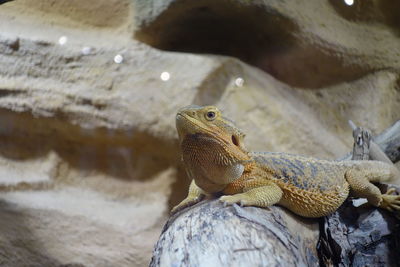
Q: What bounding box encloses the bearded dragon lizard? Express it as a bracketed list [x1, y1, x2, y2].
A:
[172, 105, 400, 218]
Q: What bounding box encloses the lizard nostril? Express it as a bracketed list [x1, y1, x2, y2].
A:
[232, 135, 239, 146]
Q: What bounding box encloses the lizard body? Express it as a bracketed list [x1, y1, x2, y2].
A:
[173, 105, 400, 218]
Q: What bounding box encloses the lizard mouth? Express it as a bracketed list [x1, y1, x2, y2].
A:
[176, 112, 217, 138]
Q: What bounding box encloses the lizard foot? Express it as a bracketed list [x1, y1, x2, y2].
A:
[171, 196, 203, 215]
[219, 194, 251, 207]
[380, 188, 400, 212]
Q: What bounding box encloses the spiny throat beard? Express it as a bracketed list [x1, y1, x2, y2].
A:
[180, 133, 245, 193]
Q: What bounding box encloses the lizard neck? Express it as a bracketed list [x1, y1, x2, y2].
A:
[180, 133, 250, 193]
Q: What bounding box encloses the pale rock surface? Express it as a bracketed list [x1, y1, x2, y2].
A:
[0, 0, 399, 266]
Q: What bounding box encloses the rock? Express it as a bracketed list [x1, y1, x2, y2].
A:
[0, 0, 399, 266]
[133, 0, 400, 89]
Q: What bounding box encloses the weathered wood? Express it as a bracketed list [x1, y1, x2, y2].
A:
[150, 120, 400, 267]
[151, 201, 319, 266]
[341, 120, 400, 162]
[349, 120, 371, 161]
[318, 121, 400, 266]
[317, 202, 400, 267]
[373, 120, 400, 163]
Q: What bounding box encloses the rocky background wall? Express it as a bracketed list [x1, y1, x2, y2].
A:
[0, 0, 399, 266]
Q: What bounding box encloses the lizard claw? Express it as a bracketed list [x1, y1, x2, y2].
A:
[219, 194, 250, 207]
[386, 188, 397, 195]
[218, 197, 229, 207]
[219, 195, 239, 206]
[171, 196, 203, 215]
[219, 195, 235, 206]
[380, 188, 400, 212]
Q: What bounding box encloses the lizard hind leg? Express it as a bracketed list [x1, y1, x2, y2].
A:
[345, 168, 400, 212]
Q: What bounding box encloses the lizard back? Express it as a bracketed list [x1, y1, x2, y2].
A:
[251, 152, 350, 217]
[252, 152, 348, 192]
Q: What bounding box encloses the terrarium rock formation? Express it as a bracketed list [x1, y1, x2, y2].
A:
[0, 0, 399, 266]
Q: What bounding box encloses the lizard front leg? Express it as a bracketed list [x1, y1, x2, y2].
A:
[219, 180, 283, 208]
[171, 180, 205, 214]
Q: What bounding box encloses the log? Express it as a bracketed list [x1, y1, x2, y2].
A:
[150, 121, 400, 266]
[318, 121, 400, 266]
[151, 201, 319, 266]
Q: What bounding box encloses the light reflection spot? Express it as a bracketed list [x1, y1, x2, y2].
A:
[58, 36, 68, 45]
[344, 0, 354, 6]
[114, 54, 124, 64]
[235, 77, 244, 87]
[160, 72, 170, 81]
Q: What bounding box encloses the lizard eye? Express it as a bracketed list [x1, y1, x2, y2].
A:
[205, 111, 216, 120]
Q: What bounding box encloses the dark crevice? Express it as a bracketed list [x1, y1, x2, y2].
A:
[139, 4, 296, 66]
[0, 0, 13, 5]
[135, 0, 371, 89]
[0, 108, 178, 182]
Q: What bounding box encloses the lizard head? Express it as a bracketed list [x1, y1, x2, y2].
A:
[176, 105, 247, 151]
[176, 105, 250, 193]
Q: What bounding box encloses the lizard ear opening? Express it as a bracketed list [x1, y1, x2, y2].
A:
[231, 135, 239, 146]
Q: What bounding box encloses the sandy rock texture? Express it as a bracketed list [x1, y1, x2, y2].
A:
[0, 0, 399, 266]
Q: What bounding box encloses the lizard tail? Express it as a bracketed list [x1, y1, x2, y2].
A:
[376, 161, 400, 186]
[354, 161, 400, 186]
[388, 164, 400, 186]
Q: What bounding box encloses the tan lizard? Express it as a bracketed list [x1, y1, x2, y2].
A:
[172, 105, 400, 218]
